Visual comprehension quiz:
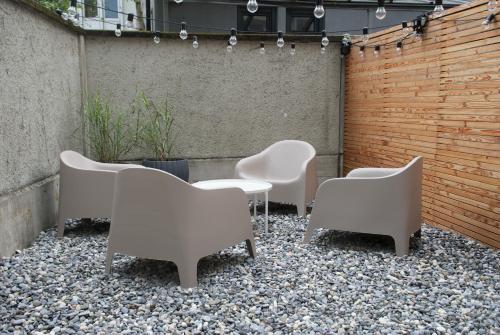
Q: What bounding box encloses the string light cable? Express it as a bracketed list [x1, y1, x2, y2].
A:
[58, 0, 497, 54]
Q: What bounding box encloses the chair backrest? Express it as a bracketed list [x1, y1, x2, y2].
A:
[60, 151, 99, 170]
[109, 168, 197, 259]
[397, 156, 423, 221]
[263, 140, 316, 179]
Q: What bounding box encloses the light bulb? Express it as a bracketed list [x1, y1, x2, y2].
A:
[259, 42, 265, 55]
[359, 46, 365, 58]
[67, 6, 76, 18]
[229, 28, 237, 46]
[179, 22, 188, 40]
[61, 12, 69, 21]
[67, 0, 77, 17]
[174, 0, 183, 3]
[376, 6, 386, 20]
[433, 0, 445, 18]
[192, 36, 199, 49]
[277, 31, 285, 48]
[115, 24, 122, 37]
[362, 27, 369, 43]
[321, 30, 329, 47]
[396, 41, 402, 55]
[227, 41, 233, 53]
[482, 14, 495, 29]
[314, 0, 325, 19]
[126, 13, 134, 28]
[374, 45, 380, 57]
[320, 46, 326, 54]
[153, 33, 160, 44]
[247, 0, 258, 13]
[290, 43, 296, 56]
[488, 0, 497, 11]
[402, 21, 410, 34]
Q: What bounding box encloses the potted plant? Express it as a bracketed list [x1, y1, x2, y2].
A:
[83, 93, 138, 163]
[136, 92, 189, 182]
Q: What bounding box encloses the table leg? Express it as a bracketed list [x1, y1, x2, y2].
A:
[253, 194, 257, 223]
[265, 191, 269, 234]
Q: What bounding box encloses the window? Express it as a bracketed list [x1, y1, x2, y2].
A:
[286, 9, 324, 33]
[84, 0, 98, 18]
[237, 6, 277, 33]
[104, 0, 118, 19]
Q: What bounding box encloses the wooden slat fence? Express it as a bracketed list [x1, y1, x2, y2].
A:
[343, 0, 500, 248]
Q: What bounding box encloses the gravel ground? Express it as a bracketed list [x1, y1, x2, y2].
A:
[1, 205, 499, 334]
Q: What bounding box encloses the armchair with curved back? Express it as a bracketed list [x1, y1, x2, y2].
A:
[235, 140, 318, 217]
[57, 151, 143, 238]
[303, 157, 423, 256]
[105, 167, 256, 288]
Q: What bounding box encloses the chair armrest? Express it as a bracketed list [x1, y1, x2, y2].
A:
[235, 152, 267, 178]
[346, 167, 400, 178]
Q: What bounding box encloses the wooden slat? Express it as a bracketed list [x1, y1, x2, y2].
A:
[344, 0, 500, 248]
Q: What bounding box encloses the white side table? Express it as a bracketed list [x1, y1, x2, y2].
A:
[192, 179, 273, 233]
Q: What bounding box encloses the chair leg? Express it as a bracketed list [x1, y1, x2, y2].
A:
[105, 251, 113, 274]
[414, 229, 422, 238]
[177, 260, 199, 288]
[57, 214, 66, 239]
[394, 236, 410, 256]
[296, 202, 307, 217]
[303, 227, 314, 244]
[246, 239, 256, 258]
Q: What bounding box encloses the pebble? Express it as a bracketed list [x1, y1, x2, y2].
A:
[0, 214, 498, 334]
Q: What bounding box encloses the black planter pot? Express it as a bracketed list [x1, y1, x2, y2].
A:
[142, 159, 189, 182]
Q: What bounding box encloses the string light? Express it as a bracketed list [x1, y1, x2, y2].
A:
[229, 28, 237, 46]
[321, 30, 329, 47]
[290, 42, 296, 56]
[192, 35, 199, 49]
[126, 13, 134, 29]
[179, 22, 188, 40]
[413, 16, 425, 41]
[67, 0, 77, 18]
[362, 27, 369, 43]
[374, 45, 380, 57]
[314, 0, 325, 19]
[396, 41, 402, 54]
[482, 13, 495, 29]
[487, 0, 497, 11]
[402, 21, 410, 34]
[247, 0, 258, 13]
[227, 41, 233, 53]
[114, 24, 122, 37]
[376, 0, 387, 20]
[153, 32, 160, 44]
[433, 0, 445, 17]
[260, 42, 265, 55]
[359, 45, 365, 58]
[277, 31, 285, 48]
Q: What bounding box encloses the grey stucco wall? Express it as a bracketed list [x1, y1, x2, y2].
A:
[0, 0, 82, 256]
[84, 36, 341, 177]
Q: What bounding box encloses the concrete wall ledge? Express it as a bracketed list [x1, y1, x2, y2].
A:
[0, 175, 59, 258]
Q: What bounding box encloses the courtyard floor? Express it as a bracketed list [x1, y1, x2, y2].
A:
[1, 205, 499, 334]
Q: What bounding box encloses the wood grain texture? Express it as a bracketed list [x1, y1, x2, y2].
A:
[344, 0, 500, 248]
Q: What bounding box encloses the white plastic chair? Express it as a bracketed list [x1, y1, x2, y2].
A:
[235, 140, 318, 216]
[57, 151, 143, 238]
[105, 167, 256, 288]
[303, 157, 423, 256]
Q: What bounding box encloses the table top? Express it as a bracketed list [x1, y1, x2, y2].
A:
[192, 179, 272, 194]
